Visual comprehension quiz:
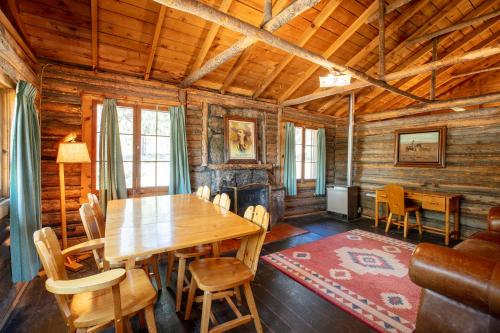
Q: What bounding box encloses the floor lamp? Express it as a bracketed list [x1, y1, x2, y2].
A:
[57, 132, 91, 271]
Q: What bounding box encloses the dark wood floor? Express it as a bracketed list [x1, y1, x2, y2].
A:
[2, 213, 451, 333]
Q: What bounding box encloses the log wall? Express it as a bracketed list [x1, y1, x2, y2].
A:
[40, 64, 336, 245]
[335, 108, 500, 237]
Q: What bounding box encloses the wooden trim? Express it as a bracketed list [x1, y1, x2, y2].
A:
[394, 126, 446, 168]
[90, 0, 98, 70]
[144, 6, 167, 80]
[81, 95, 93, 201]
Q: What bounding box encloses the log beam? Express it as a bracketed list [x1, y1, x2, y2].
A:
[282, 45, 500, 106]
[406, 9, 500, 45]
[91, 0, 98, 70]
[251, 0, 343, 99]
[367, 0, 413, 23]
[0, 8, 36, 64]
[179, 0, 309, 88]
[144, 6, 167, 80]
[451, 64, 500, 79]
[430, 38, 438, 100]
[357, 93, 500, 122]
[190, 0, 233, 73]
[378, 0, 385, 79]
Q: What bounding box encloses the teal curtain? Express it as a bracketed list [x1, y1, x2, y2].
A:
[283, 122, 296, 196]
[10, 81, 41, 282]
[99, 98, 127, 213]
[169, 106, 191, 194]
[315, 128, 326, 196]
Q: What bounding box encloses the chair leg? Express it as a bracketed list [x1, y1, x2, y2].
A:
[211, 242, 220, 257]
[385, 212, 393, 233]
[124, 318, 133, 333]
[403, 213, 409, 238]
[243, 283, 263, 333]
[416, 210, 422, 235]
[184, 277, 197, 320]
[144, 305, 157, 333]
[176, 258, 186, 312]
[166, 252, 174, 288]
[200, 292, 213, 333]
[234, 286, 242, 306]
[151, 255, 162, 290]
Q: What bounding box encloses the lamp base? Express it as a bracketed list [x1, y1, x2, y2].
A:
[64, 257, 84, 272]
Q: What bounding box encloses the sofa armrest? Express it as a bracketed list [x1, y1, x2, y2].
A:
[488, 207, 500, 232]
[409, 243, 500, 316]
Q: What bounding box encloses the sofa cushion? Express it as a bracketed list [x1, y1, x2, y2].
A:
[470, 231, 500, 245]
[454, 238, 500, 261]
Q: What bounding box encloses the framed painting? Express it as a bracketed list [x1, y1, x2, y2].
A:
[394, 126, 446, 168]
[224, 115, 258, 163]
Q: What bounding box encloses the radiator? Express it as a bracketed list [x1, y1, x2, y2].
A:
[327, 186, 359, 220]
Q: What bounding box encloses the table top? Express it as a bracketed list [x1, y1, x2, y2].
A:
[104, 194, 261, 262]
[374, 188, 461, 198]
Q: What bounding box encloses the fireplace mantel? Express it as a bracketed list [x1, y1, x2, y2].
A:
[208, 163, 273, 170]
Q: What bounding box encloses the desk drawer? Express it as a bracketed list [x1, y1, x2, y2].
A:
[422, 196, 446, 211]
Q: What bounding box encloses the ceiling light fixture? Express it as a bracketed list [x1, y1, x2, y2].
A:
[319, 73, 351, 88]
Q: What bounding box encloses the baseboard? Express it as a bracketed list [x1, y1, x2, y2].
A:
[284, 210, 327, 219]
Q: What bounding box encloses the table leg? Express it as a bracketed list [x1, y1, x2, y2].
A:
[444, 209, 450, 246]
[454, 201, 460, 240]
[375, 198, 379, 227]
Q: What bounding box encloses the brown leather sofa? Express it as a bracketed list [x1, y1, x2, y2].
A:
[409, 207, 500, 333]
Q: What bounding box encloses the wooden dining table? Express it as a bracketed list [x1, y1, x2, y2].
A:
[104, 194, 261, 267]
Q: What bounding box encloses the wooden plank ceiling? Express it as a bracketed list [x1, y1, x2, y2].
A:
[7, 0, 500, 116]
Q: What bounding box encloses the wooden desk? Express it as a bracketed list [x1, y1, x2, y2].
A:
[375, 189, 461, 245]
[104, 194, 260, 265]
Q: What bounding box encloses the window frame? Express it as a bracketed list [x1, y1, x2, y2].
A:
[91, 100, 171, 197]
[295, 125, 319, 183]
[0, 89, 15, 201]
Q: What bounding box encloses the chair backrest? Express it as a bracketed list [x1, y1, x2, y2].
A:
[33, 228, 72, 324]
[237, 205, 269, 275]
[213, 194, 221, 206]
[243, 206, 254, 220]
[80, 203, 104, 268]
[384, 184, 406, 216]
[202, 185, 210, 200]
[196, 186, 203, 197]
[219, 193, 230, 210]
[87, 193, 105, 237]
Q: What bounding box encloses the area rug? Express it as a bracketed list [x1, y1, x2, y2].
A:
[262, 229, 420, 333]
[219, 223, 308, 254]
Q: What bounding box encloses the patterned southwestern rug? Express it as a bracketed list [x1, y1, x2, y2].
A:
[261, 229, 420, 333]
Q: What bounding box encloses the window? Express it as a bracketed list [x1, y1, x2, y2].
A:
[295, 127, 318, 181]
[0, 89, 15, 200]
[94, 103, 170, 196]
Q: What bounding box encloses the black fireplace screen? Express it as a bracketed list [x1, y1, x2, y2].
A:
[220, 183, 270, 218]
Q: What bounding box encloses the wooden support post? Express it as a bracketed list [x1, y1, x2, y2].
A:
[430, 38, 438, 100]
[201, 102, 208, 166]
[367, 0, 413, 23]
[378, 0, 385, 80]
[262, 112, 267, 164]
[263, 0, 272, 23]
[277, 107, 283, 186]
[144, 6, 167, 80]
[91, 0, 98, 70]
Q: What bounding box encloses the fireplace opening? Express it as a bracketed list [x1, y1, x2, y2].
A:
[220, 183, 271, 225]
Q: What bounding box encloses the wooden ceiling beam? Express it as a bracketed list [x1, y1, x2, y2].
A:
[251, 0, 343, 99]
[190, 0, 233, 74]
[91, 0, 98, 70]
[378, 0, 385, 79]
[276, 1, 379, 103]
[220, 0, 285, 94]
[178, 0, 312, 88]
[0, 8, 36, 64]
[144, 6, 167, 80]
[282, 45, 500, 106]
[406, 9, 500, 45]
[357, 92, 500, 122]
[367, 0, 413, 23]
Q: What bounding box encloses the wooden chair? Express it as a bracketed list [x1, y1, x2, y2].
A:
[184, 205, 269, 333]
[384, 184, 423, 238]
[196, 186, 204, 198]
[87, 193, 105, 234]
[212, 194, 221, 206]
[33, 227, 157, 333]
[79, 203, 163, 290]
[202, 185, 211, 200]
[219, 193, 230, 210]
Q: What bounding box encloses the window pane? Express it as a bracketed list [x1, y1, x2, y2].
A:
[141, 162, 156, 187]
[296, 161, 302, 180]
[157, 136, 170, 161]
[120, 134, 133, 162]
[141, 136, 156, 161]
[305, 128, 312, 145]
[117, 106, 134, 134]
[305, 145, 312, 162]
[157, 111, 170, 136]
[295, 145, 302, 162]
[311, 129, 318, 146]
[295, 127, 303, 145]
[156, 162, 169, 186]
[141, 110, 157, 135]
[96, 104, 103, 131]
[124, 162, 133, 188]
[304, 162, 312, 179]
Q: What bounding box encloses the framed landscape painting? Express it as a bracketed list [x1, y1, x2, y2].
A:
[224, 115, 258, 163]
[394, 126, 446, 168]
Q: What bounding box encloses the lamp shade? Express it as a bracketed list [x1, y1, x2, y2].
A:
[57, 142, 91, 163]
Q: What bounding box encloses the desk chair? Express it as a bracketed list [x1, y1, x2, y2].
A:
[384, 184, 422, 238]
